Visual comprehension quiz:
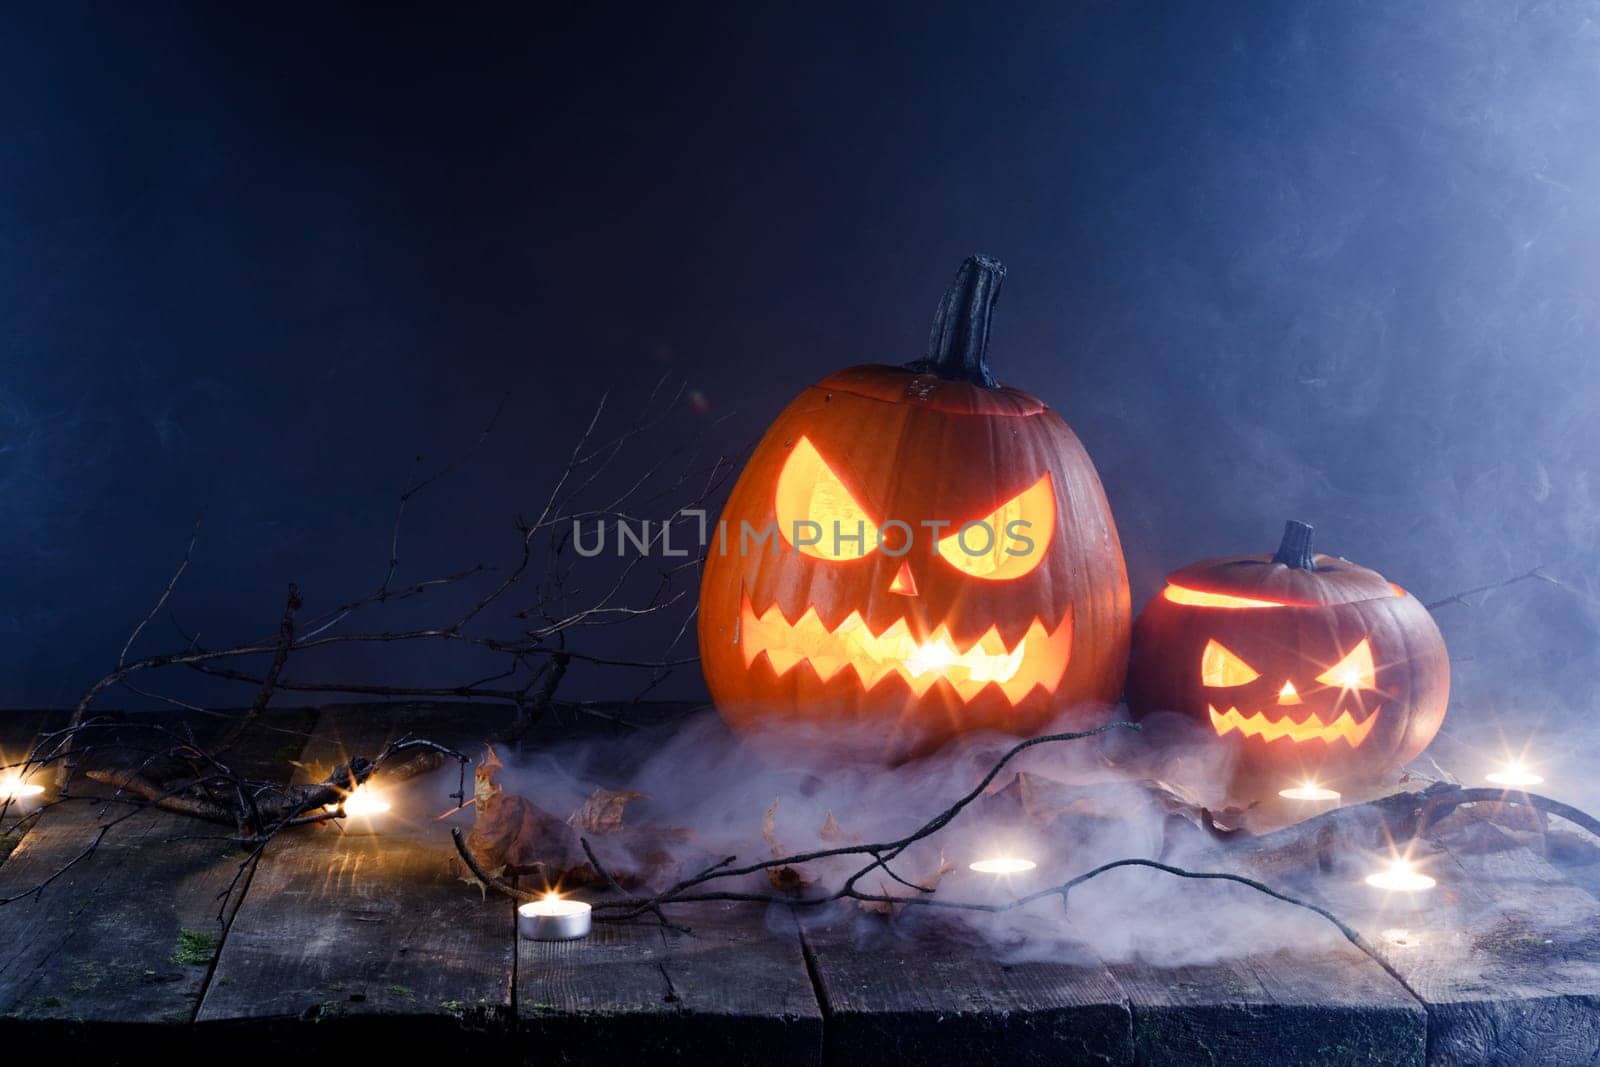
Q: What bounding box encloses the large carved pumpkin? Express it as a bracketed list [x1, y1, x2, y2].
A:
[1126, 521, 1449, 787]
[699, 256, 1131, 758]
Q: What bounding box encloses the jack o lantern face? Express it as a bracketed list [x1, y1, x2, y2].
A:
[699, 376, 1131, 757]
[1127, 530, 1450, 791]
[744, 435, 1072, 705]
[1200, 635, 1381, 748]
[699, 255, 1133, 759]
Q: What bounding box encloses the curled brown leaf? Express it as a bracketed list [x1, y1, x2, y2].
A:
[569, 787, 649, 835]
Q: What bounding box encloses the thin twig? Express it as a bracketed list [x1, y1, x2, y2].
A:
[1425, 567, 1559, 611]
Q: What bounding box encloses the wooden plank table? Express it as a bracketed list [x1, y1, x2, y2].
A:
[0, 709, 314, 1052]
[802, 885, 1424, 1065]
[1, 703, 1598, 1063]
[522, 902, 822, 1064]
[1108, 949, 1424, 1065]
[1316, 813, 1600, 1066]
[802, 915, 1133, 1064]
[195, 702, 517, 1054]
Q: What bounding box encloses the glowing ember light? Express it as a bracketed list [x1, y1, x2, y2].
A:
[1486, 763, 1544, 788]
[528, 891, 590, 916]
[326, 783, 390, 818]
[0, 774, 44, 802]
[1278, 782, 1341, 802]
[518, 892, 592, 940]
[969, 857, 1037, 875]
[1381, 928, 1422, 949]
[1365, 859, 1436, 893]
[740, 592, 1072, 703]
[1161, 584, 1282, 609]
[1209, 704, 1378, 748]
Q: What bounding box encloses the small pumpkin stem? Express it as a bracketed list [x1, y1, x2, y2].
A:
[1272, 520, 1317, 570]
[905, 255, 1005, 387]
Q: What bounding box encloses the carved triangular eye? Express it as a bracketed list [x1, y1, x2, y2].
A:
[1316, 639, 1376, 690]
[937, 473, 1055, 581]
[1202, 640, 1260, 687]
[775, 436, 880, 560]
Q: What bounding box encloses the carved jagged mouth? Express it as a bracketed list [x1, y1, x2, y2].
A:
[739, 592, 1073, 703]
[1208, 704, 1381, 748]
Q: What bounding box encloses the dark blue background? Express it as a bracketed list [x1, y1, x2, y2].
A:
[5, 3, 1598, 737]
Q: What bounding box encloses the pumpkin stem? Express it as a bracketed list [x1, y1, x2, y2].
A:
[1272, 520, 1317, 570]
[905, 254, 1005, 387]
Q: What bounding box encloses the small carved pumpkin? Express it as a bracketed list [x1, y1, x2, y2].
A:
[698, 256, 1131, 758]
[1126, 521, 1450, 786]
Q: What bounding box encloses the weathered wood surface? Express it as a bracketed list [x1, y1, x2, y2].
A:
[803, 895, 1423, 1066]
[0, 709, 64, 869]
[1228, 791, 1600, 1065]
[1316, 813, 1600, 1066]
[521, 901, 822, 1064]
[196, 703, 516, 1053]
[1108, 950, 1424, 1065]
[0, 710, 314, 1049]
[802, 915, 1132, 1064]
[3, 703, 1600, 1063]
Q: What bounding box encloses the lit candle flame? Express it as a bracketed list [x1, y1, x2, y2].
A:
[1364, 859, 1436, 892]
[1278, 782, 1341, 802]
[1485, 763, 1543, 788]
[522, 891, 591, 917]
[0, 774, 44, 802]
[326, 783, 391, 817]
[969, 857, 1037, 875]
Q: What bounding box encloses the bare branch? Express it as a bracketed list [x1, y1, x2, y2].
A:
[1426, 566, 1560, 611]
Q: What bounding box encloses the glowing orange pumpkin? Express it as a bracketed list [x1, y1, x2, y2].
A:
[698, 256, 1131, 758]
[1126, 521, 1449, 787]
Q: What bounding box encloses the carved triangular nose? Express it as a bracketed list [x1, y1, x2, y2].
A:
[1277, 680, 1302, 705]
[888, 562, 918, 596]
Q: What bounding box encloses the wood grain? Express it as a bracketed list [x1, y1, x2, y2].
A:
[1319, 813, 1600, 1066]
[1109, 950, 1424, 1066]
[195, 703, 515, 1055]
[520, 901, 822, 1064]
[0, 709, 315, 1051]
[803, 913, 1132, 1064]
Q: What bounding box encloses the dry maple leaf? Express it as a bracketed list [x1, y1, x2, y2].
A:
[466, 745, 590, 879]
[762, 798, 812, 893]
[820, 811, 862, 845]
[465, 747, 692, 892]
[568, 788, 648, 835]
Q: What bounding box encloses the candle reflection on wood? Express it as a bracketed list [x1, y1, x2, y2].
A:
[1381, 927, 1423, 949]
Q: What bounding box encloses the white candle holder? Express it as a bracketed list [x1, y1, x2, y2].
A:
[519, 894, 592, 940]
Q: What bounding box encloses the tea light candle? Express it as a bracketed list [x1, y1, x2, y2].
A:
[1364, 859, 1436, 893]
[519, 892, 592, 940]
[1278, 782, 1341, 802]
[969, 856, 1037, 875]
[1485, 763, 1543, 788]
[325, 783, 391, 818]
[0, 773, 44, 804]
